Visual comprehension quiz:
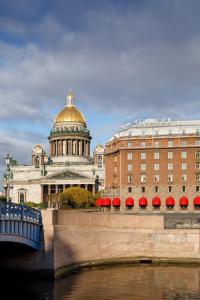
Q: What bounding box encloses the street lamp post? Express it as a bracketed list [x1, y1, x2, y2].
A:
[4, 153, 12, 202]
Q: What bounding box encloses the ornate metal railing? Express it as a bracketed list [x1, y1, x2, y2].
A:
[0, 201, 42, 225]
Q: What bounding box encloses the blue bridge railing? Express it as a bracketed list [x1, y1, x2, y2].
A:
[0, 201, 42, 225]
[0, 201, 42, 250]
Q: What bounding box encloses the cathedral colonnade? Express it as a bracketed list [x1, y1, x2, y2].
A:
[41, 183, 95, 206]
[50, 139, 90, 157]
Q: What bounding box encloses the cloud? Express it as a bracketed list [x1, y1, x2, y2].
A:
[0, 2, 200, 121]
[0, 129, 48, 190]
[0, 1, 200, 159]
[0, 129, 47, 164]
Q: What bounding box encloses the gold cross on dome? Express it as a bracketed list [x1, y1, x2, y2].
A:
[67, 89, 74, 106]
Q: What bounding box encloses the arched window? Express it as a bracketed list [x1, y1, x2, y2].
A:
[35, 156, 40, 167]
[19, 193, 25, 204]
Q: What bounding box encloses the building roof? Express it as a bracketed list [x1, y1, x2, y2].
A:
[113, 118, 200, 139]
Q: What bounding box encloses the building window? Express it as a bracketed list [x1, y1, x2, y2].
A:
[168, 152, 173, 159]
[181, 151, 187, 159]
[168, 163, 173, 170]
[141, 152, 146, 160]
[155, 130, 159, 136]
[196, 162, 200, 170]
[182, 174, 187, 182]
[196, 151, 200, 158]
[141, 174, 146, 182]
[168, 186, 172, 193]
[141, 186, 145, 193]
[196, 173, 200, 181]
[196, 186, 200, 192]
[154, 175, 159, 182]
[19, 193, 25, 204]
[127, 153, 132, 160]
[182, 163, 187, 170]
[168, 130, 172, 136]
[168, 141, 173, 147]
[168, 174, 173, 182]
[181, 140, 187, 147]
[154, 163, 159, 171]
[114, 166, 117, 173]
[128, 175, 132, 183]
[196, 140, 200, 146]
[141, 141, 146, 147]
[128, 164, 132, 171]
[182, 130, 186, 135]
[141, 164, 146, 171]
[155, 186, 159, 193]
[128, 142, 132, 148]
[128, 187, 132, 193]
[154, 141, 159, 148]
[182, 186, 186, 193]
[114, 156, 117, 162]
[196, 129, 200, 135]
[154, 152, 159, 159]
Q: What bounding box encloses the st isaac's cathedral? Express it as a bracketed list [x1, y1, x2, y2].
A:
[3, 91, 105, 205]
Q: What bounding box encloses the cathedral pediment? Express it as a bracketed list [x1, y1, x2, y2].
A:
[47, 170, 89, 180]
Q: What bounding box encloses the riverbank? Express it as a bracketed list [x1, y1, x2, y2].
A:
[1, 210, 200, 278]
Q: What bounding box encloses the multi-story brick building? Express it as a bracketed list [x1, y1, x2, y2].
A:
[105, 118, 200, 212]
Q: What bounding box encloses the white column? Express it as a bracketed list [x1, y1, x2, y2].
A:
[83, 140, 85, 156]
[92, 184, 95, 195]
[79, 140, 82, 156]
[54, 141, 56, 156]
[63, 140, 66, 155]
[73, 140, 76, 155]
[86, 141, 88, 156]
[71, 139, 73, 155]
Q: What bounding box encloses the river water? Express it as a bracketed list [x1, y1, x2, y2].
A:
[3, 265, 200, 299]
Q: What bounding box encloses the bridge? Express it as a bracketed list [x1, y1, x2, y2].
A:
[0, 201, 42, 250]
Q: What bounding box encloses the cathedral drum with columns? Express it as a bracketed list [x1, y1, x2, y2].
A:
[3, 91, 105, 205]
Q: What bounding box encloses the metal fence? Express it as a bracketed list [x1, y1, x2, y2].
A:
[0, 201, 42, 225]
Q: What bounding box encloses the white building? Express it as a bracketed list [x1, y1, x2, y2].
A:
[3, 91, 105, 205]
[114, 118, 200, 138]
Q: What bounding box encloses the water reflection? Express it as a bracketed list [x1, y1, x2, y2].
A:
[2, 265, 200, 299]
[55, 265, 200, 300]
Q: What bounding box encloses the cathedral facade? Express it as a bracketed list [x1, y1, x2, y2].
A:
[4, 91, 105, 205]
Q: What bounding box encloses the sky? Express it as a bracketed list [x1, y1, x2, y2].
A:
[1, 0, 200, 180]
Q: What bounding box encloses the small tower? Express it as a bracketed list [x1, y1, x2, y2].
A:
[93, 143, 105, 168]
[32, 144, 47, 167]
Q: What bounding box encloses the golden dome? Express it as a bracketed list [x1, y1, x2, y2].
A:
[54, 91, 86, 125]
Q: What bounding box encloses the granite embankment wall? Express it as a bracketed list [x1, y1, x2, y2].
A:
[53, 211, 200, 278]
[1, 210, 200, 278]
